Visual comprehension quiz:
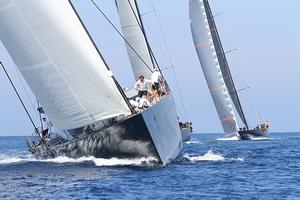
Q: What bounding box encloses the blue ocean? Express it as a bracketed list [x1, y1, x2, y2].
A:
[0, 132, 299, 199]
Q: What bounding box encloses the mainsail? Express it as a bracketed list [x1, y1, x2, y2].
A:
[0, 0, 130, 130]
[202, 0, 249, 129]
[189, 0, 238, 134]
[115, 0, 154, 81]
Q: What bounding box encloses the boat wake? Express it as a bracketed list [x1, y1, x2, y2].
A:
[184, 140, 201, 144]
[44, 156, 158, 167]
[217, 136, 240, 141]
[217, 136, 273, 141]
[183, 150, 244, 162]
[250, 137, 272, 141]
[0, 154, 158, 167]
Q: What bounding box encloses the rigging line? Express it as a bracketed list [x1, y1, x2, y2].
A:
[149, 0, 174, 67]
[171, 67, 189, 121]
[90, 0, 154, 74]
[210, 0, 261, 124]
[205, 0, 249, 129]
[129, 0, 188, 120]
[70, 0, 134, 114]
[140, 10, 155, 16]
[127, 0, 164, 78]
[0, 61, 39, 135]
[142, 20, 170, 62]
[215, 5, 262, 124]
[12, 64, 39, 118]
[148, 0, 189, 121]
[127, 0, 156, 67]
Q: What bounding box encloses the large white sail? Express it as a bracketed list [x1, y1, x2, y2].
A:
[0, 0, 130, 130]
[189, 0, 238, 134]
[115, 0, 154, 81]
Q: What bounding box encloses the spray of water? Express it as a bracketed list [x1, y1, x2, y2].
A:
[0, 153, 158, 167]
[183, 150, 244, 162]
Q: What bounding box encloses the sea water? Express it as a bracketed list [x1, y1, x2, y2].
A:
[0, 132, 299, 199]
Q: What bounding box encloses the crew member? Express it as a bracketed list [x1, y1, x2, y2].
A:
[138, 95, 151, 110]
[151, 69, 163, 90]
[41, 117, 51, 138]
[134, 75, 152, 97]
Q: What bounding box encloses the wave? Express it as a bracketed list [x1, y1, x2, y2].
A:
[183, 150, 244, 162]
[184, 140, 201, 144]
[217, 136, 240, 141]
[251, 137, 273, 141]
[0, 154, 158, 167]
[42, 156, 158, 167]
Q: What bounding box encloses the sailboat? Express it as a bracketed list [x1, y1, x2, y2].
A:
[115, 0, 193, 142]
[0, 0, 182, 166]
[189, 0, 269, 140]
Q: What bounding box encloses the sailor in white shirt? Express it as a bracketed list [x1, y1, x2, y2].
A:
[151, 69, 163, 90]
[41, 117, 52, 138]
[134, 75, 152, 97]
[129, 99, 139, 108]
[138, 95, 151, 110]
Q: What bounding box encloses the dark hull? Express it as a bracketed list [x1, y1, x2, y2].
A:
[238, 128, 269, 140]
[30, 95, 182, 166]
[181, 128, 192, 142]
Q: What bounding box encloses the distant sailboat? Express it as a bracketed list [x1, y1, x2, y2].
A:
[189, 0, 269, 139]
[0, 0, 182, 165]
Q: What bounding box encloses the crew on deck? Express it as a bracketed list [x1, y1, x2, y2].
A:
[134, 75, 152, 98]
[42, 117, 51, 138]
[132, 72, 168, 112]
[151, 69, 162, 90]
[37, 117, 52, 145]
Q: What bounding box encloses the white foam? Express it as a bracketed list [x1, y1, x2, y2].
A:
[184, 140, 201, 144]
[41, 156, 158, 167]
[0, 157, 25, 164]
[0, 154, 33, 164]
[183, 150, 244, 162]
[0, 154, 158, 167]
[251, 137, 272, 141]
[217, 136, 240, 141]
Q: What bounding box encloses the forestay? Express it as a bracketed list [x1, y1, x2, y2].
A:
[115, 0, 154, 81]
[189, 0, 238, 134]
[0, 0, 130, 130]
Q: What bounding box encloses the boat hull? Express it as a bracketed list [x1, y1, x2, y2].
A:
[238, 128, 269, 140]
[181, 128, 192, 142]
[30, 95, 182, 166]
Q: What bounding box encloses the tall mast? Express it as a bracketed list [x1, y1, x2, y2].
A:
[204, 0, 249, 129]
[132, 0, 156, 69]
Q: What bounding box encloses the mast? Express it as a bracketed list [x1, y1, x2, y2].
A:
[133, 1, 163, 74]
[115, 0, 155, 80]
[132, 0, 156, 69]
[128, 0, 166, 82]
[203, 0, 249, 129]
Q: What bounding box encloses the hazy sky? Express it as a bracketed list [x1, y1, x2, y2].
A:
[0, 0, 299, 136]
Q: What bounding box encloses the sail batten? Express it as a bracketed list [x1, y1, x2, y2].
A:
[0, 0, 130, 130]
[115, 0, 154, 81]
[189, 0, 238, 134]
